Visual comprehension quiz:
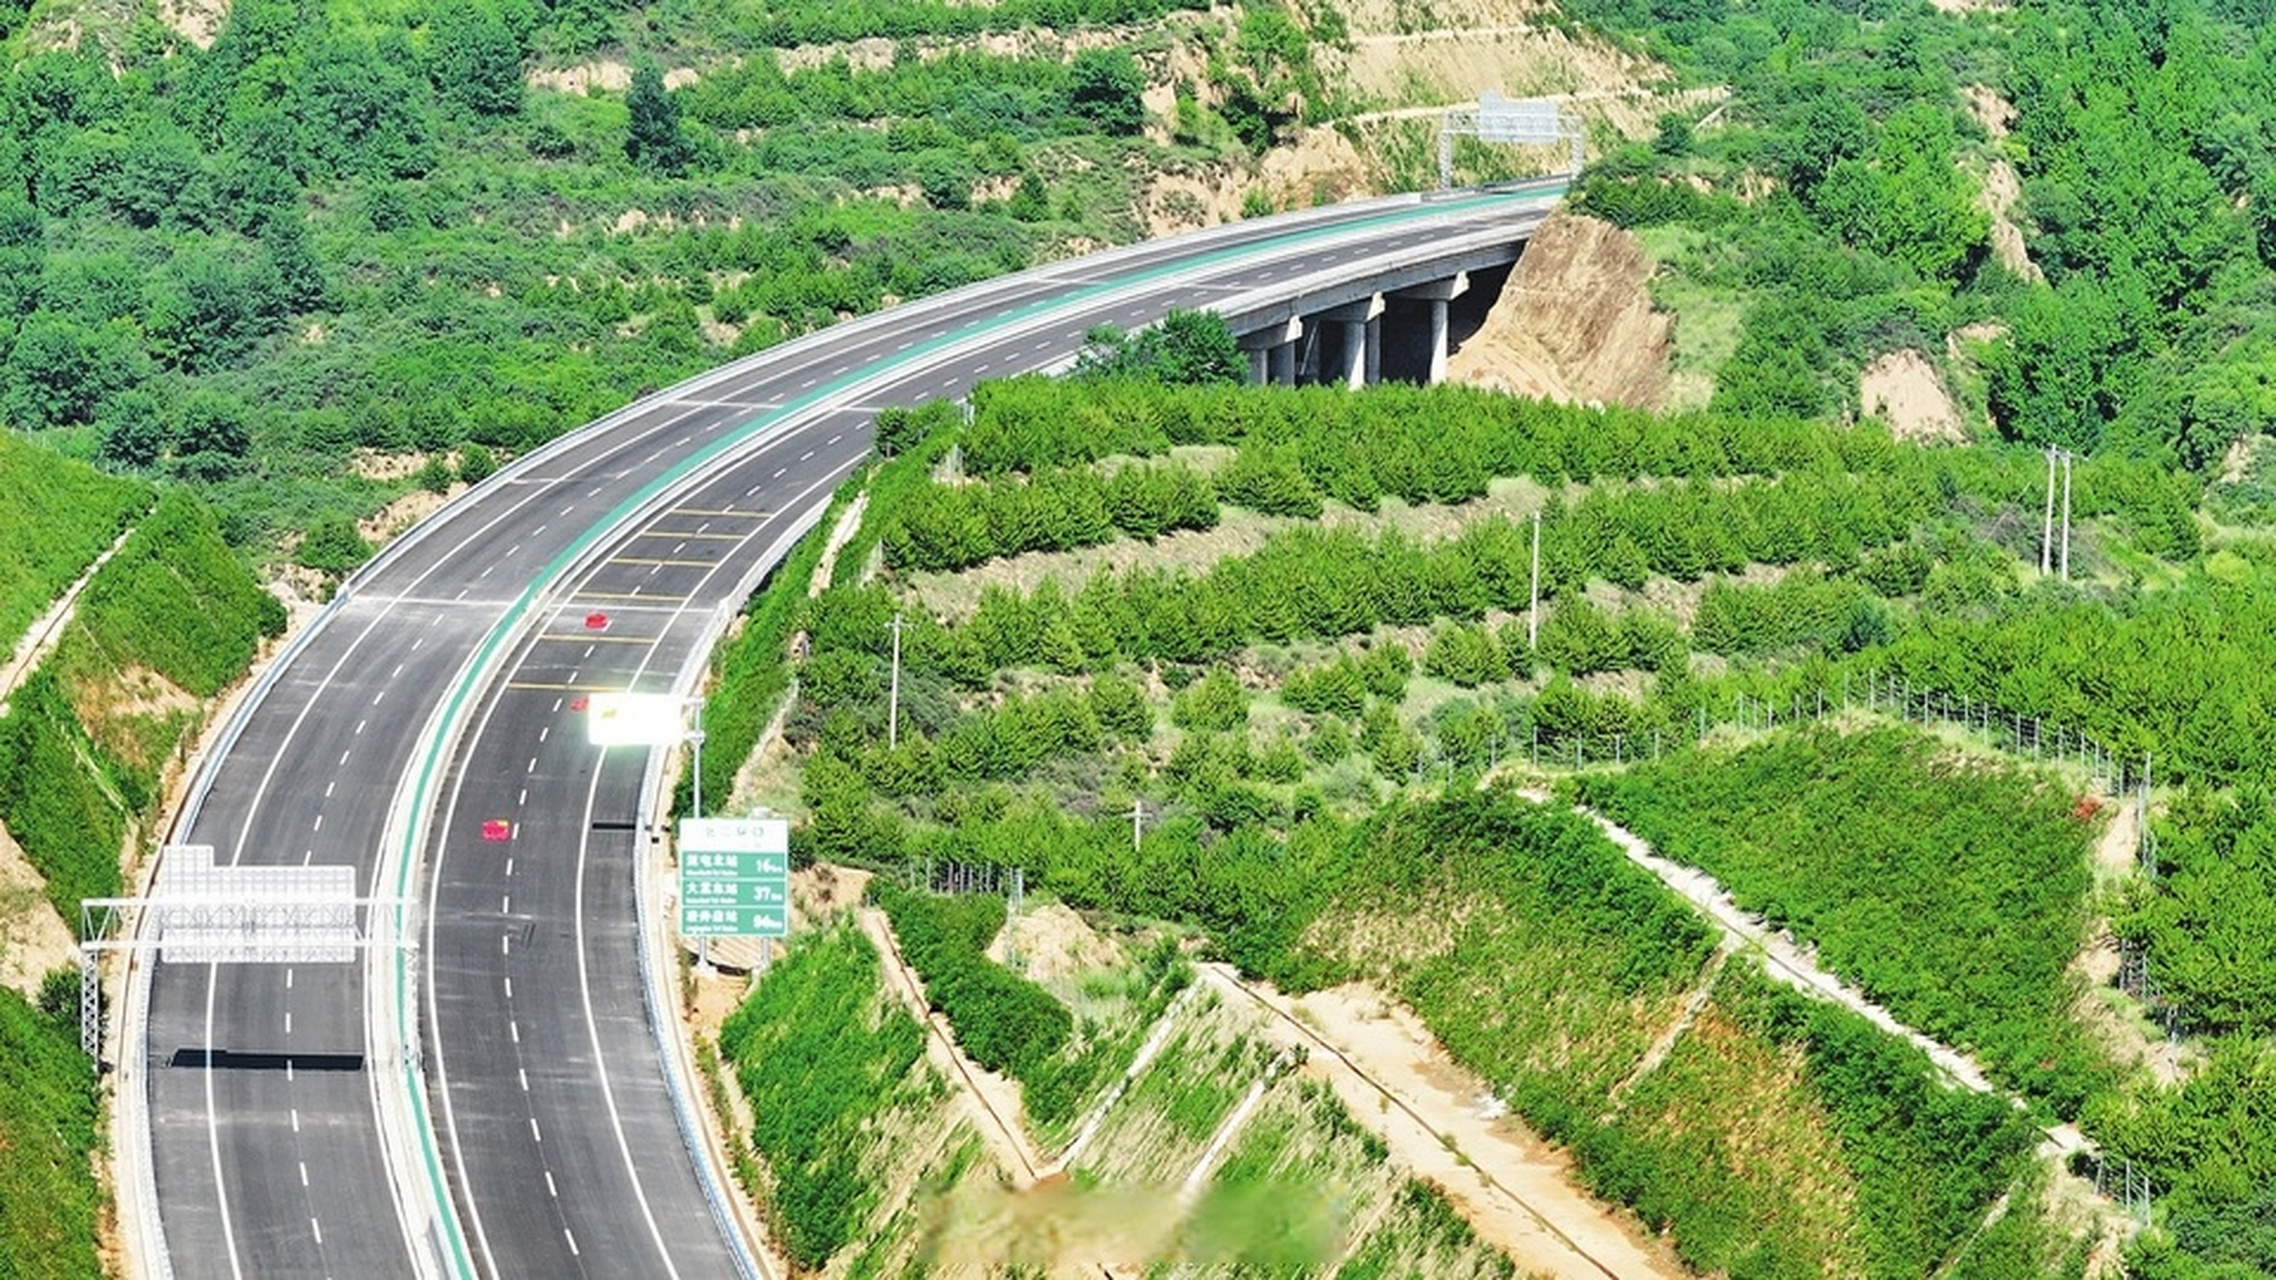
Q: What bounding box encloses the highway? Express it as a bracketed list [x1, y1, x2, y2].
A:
[135, 183, 1558, 1278]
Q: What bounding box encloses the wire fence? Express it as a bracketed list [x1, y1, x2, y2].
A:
[1414, 669, 2146, 800]
[2089, 1151, 2157, 1224]
[902, 858, 1025, 904]
[1404, 667, 2193, 1041]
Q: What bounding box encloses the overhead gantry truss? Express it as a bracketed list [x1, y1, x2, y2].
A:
[80, 846, 410, 1057]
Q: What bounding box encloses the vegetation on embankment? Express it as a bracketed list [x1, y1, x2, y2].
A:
[0, 490, 282, 923]
[0, 431, 147, 654]
[700, 365, 2225, 1269]
[1576, 725, 2107, 1115]
[715, 921, 936, 1273]
[0, 984, 101, 1280]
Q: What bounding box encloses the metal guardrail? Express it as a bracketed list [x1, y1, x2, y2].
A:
[126, 181, 1562, 1279]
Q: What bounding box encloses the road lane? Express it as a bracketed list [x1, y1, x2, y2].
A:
[139, 186, 1558, 1279]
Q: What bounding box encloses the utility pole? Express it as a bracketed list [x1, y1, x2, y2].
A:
[1129, 799, 1145, 849]
[888, 612, 903, 749]
[687, 697, 708, 819]
[1528, 508, 1542, 650]
[2060, 450, 2074, 581]
[2041, 446, 2056, 575]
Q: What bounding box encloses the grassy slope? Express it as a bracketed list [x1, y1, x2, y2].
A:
[0, 432, 147, 654]
[1577, 724, 2107, 1114]
[716, 919, 1001, 1277]
[0, 988, 102, 1280]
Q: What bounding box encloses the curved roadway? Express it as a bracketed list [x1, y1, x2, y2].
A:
[137, 182, 1561, 1278]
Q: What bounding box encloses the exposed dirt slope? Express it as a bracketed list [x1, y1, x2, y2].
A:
[1448, 211, 1672, 409]
[1324, 0, 1672, 117]
[0, 828, 76, 998]
[1860, 349, 1964, 443]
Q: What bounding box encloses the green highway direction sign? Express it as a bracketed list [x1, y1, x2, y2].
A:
[678, 816, 790, 938]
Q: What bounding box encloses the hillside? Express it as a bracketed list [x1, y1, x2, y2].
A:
[8, 0, 2276, 1275]
[672, 354, 2248, 1271]
[0, 0, 1668, 578]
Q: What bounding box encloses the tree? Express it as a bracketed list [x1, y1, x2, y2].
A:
[541, 0, 615, 57]
[1076, 309, 1243, 384]
[1985, 278, 2125, 451]
[4, 312, 143, 430]
[1068, 49, 1145, 135]
[260, 212, 331, 313]
[430, 2, 527, 118]
[415, 453, 454, 494]
[296, 36, 437, 180]
[1007, 171, 1050, 222]
[171, 391, 253, 481]
[457, 441, 497, 484]
[625, 62, 692, 175]
[1652, 111, 1694, 158]
[146, 246, 287, 373]
[115, 125, 211, 230]
[298, 513, 373, 576]
[1776, 87, 1871, 201]
[96, 389, 170, 470]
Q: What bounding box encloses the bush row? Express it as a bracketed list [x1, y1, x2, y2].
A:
[1576, 725, 2107, 1115]
[873, 884, 1072, 1084]
[717, 925, 925, 1271]
[864, 469, 1924, 678]
[881, 459, 1218, 574]
[962, 376, 1889, 485]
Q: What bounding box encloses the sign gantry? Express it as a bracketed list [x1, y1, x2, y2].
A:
[1438, 93, 1586, 188]
[79, 845, 410, 1058]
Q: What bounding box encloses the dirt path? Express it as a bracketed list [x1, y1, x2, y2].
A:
[1201, 964, 1685, 1280]
[2074, 796, 2190, 1087]
[858, 907, 1048, 1185]
[1577, 807, 2093, 1156]
[807, 493, 868, 596]
[2091, 795, 2140, 887]
[0, 519, 140, 711]
[1607, 948, 1728, 1110]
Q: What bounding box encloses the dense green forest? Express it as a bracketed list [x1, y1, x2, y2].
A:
[0, 0, 1368, 558]
[1574, 0, 2276, 469]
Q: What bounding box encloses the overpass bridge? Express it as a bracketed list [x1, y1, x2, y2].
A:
[118, 180, 1560, 1279]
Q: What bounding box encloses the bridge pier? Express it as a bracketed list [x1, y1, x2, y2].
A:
[1391, 273, 1469, 385]
[1238, 317, 1304, 386]
[1219, 223, 1525, 388]
[1317, 296, 1385, 389]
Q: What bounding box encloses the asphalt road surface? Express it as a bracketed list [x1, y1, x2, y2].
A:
[139, 184, 1558, 1279]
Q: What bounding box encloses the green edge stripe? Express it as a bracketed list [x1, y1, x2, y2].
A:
[391, 180, 1563, 1278]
